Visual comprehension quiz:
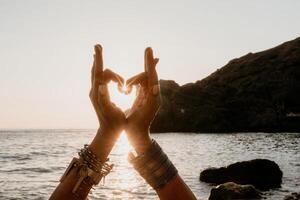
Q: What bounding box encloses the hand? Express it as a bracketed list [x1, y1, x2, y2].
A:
[49, 45, 127, 199]
[89, 44, 126, 141]
[125, 47, 160, 153]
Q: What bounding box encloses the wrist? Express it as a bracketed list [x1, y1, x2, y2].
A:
[100, 125, 123, 139]
[89, 128, 121, 162]
[134, 135, 152, 155]
[128, 139, 178, 189]
[125, 127, 152, 154]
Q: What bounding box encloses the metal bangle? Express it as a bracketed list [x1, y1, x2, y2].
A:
[60, 144, 113, 196]
[128, 139, 178, 189]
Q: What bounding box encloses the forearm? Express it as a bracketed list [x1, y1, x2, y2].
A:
[49, 165, 93, 200]
[142, 140, 196, 200]
[156, 175, 197, 200]
[128, 132, 197, 200]
[49, 128, 118, 200]
[89, 128, 121, 162]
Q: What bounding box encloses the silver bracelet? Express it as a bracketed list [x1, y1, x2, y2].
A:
[60, 145, 113, 195]
[128, 139, 178, 189]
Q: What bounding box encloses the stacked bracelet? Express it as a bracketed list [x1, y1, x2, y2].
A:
[60, 144, 113, 196]
[78, 144, 113, 175]
[128, 139, 178, 189]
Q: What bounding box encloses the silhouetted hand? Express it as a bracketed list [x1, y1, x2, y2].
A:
[125, 47, 160, 153]
[90, 44, 126, 139]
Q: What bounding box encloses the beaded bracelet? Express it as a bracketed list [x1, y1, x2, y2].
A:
[60, 144, 113, 195]
[128, 139, 178, 189]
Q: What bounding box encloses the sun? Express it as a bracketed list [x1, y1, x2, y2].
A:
[108, 83, 136, 111]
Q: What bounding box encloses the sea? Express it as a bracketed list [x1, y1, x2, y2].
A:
[0, 130, 299, 200]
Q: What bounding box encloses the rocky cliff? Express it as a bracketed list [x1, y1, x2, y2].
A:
[150, 37, 300, 132]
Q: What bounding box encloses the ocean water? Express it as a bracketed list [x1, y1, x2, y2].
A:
[0, 130, 299, 200]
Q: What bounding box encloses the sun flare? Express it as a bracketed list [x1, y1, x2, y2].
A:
[117, 131, 132, 152]
[113, 131, 132, 164]
[108, 83, 136, 111]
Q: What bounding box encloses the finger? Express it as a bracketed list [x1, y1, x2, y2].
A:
[94, 44, 103, 72]
[102, 69, 124, 86]
[148, 64, 159, 87]
[89, 54, 105, 122]
[98, 84, 111, 108]
[144, 47, 153, 73]
[146, 48, 159, 86]
[137, 86, 147, 106]
[91, 54, 95, 87]
[114, 73, 125, 87]
[90, 53, 99, 102]
[146, 74, 160, 107]
[145, 48, 160, 106]
[97, 69, 124, 107]
[126, 72, 147, 88]
[92, 45, 104, 101]
[128, 85, 146, 116]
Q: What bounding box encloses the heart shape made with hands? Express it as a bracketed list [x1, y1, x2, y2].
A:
[93, 44, 159, 112]
[107, 81, 137, 111]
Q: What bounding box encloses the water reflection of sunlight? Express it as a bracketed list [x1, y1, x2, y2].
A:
[104, 83, 145, 196]
[116, 131, 132, 155]
[108, 131, 142, 193]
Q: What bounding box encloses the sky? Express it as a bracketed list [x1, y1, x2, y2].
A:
[0, 0, 299, 129]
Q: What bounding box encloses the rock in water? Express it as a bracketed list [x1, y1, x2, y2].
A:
[284, 192, 300, 200]
[200, 159, 282, 190]
[209, 182, 261, 200]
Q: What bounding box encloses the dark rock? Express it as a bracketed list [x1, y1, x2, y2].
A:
[150, 37, 300, 133]
[209, 182, 261, 200]
[284, 192, 300, 200]
[200, 159, 282, 190]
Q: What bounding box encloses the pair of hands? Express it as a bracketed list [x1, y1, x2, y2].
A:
[89, 44, 160, 153]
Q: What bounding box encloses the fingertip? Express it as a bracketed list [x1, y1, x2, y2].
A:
[94, 44, 102, 53]
[145, 47, 152, 51]
[128, 152, 135, 160]
[145, 47, 153, 55]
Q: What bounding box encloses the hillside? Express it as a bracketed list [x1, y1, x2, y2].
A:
[150, 37, 300, 132]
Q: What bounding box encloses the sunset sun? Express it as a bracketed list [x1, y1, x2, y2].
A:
[108, 83, 137, 111]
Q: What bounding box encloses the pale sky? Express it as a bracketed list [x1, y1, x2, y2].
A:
[0, 0, 299, 129]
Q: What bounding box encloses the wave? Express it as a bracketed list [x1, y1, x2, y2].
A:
[0, 155, 32, 161]
[1, 167, 52, 173]
[0, 129, 95, 134]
